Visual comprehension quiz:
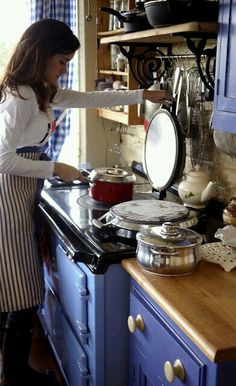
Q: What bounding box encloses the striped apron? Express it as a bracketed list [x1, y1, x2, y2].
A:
[0, 148, 46, 312]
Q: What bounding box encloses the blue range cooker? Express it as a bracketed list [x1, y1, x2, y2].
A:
[39, 179, 140, 386]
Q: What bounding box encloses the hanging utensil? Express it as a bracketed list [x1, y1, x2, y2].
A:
[185, 70, 192, 137]
[172, 67, 183, 116]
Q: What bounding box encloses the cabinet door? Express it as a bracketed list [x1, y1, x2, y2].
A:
[130, 346, 163, 386]
[129, 290, 205, 386]
[213, 0, 236, 132]
[56, 244, 89, 344]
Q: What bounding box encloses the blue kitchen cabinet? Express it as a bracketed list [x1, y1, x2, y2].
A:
[213, 0, 236, 133]
[128, 279, 236, 386]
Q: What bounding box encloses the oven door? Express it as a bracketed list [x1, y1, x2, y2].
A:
[39, 202, 96, 266]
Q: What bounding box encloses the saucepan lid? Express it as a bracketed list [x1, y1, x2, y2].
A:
[143, 106, 185, 191]
[89, 166, 136, 183]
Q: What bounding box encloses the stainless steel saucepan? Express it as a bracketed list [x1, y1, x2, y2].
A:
[136, 222, 202, 275]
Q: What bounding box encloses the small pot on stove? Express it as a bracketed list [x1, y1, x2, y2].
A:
[136, 221, 202, 276]
[89, 166, 136, 204]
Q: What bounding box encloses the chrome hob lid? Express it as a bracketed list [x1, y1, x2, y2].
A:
[110, 199, 189, 224]
[93, 199, 198, 232]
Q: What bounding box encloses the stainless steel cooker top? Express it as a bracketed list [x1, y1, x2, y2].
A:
[110, 199, 188, 224]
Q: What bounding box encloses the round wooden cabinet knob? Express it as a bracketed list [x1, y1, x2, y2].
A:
[127, 314, 145, 333]
[164, 359, 185, 383]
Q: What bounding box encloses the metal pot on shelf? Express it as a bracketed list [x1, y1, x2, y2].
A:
[136, 221, 202, 275]
[144, 0, 219, 27]
[88, 166, 136, 204]
[100, 5, 152, 33]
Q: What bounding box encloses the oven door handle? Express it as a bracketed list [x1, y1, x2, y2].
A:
[39, 203, 96, 265]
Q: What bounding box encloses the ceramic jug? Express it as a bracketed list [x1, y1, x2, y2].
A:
[178, 165, 215, 209]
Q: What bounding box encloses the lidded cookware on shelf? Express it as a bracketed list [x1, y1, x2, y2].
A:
[100, 2, 152, 33]
[89, 166, 136, 204]
[144, 0, 219, 28]
[136, 221, 203, 275]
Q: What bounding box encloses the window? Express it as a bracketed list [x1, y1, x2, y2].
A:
[0, 1, 79, 166]
[0, 0, 30, 75]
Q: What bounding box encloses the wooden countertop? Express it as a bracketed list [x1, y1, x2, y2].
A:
[121, 258, 236, 363]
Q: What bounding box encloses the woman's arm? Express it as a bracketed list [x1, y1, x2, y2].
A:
[52, 88, 174, 109]
[53, 162, 87, 182]
[142, 89, 174, 106]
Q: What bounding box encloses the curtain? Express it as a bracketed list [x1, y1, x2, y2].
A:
[30, 0, 77, 160]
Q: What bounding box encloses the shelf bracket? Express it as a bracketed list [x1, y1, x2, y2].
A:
[107, 31, 216, 95]
[113, 43, 173, 88]
[185, 37, 216, 100]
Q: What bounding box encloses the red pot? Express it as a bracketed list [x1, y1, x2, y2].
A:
[89, 167, 136, 204]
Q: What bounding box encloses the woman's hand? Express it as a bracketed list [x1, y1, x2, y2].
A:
[142, 89, 175, 107]
[53, 162, 88, 182]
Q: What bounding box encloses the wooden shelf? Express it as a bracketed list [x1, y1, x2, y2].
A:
[97, 108, 143, 125]
[98, 28, 125, 37]
[98, 69, 128, 77]
[99, 21, 218, 45]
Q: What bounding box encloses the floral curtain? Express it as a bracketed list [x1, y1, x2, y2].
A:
[30, 0, 77, 160]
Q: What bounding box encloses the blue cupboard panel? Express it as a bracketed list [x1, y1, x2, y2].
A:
[44, 234, 60, 295]
[42, 284, 63, 360]
[56, 244, 89, 343]
[213, 0, 236, 132]
[129, 291, 205, 386]
[61, 312, 91, 386]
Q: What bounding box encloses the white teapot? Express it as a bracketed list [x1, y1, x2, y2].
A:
[178, 165, 215, 209]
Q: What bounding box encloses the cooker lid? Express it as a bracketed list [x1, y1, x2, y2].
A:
[136, 221, 202, 247]
[110, 199, 189, 224]
[143, 108, 185, 191]
[89, 166, 136, 183]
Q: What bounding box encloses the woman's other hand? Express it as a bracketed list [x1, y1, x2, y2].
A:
[53, 162, 88, 182]
[142, 89, 175, 107]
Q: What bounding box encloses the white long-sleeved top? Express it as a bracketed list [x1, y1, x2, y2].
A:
[0, 85, 144, 178]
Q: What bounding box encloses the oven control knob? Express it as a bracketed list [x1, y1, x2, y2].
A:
[127, 314, 145, 333]
[164, 359, 185, 383]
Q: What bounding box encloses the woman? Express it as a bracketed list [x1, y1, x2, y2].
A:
[0, 19, 174, 386]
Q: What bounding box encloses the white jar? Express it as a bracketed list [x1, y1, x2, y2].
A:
[116, 53, 126, 72]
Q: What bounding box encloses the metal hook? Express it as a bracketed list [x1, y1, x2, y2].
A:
[86, 0, 92, 22]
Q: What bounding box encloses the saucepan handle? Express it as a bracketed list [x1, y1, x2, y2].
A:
[92, 213, 116, 229]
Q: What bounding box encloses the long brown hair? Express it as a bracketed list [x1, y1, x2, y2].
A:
[0, 19, 80, 111]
